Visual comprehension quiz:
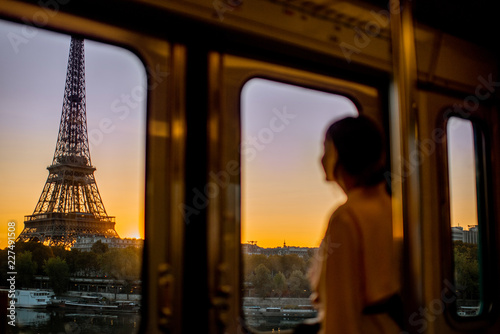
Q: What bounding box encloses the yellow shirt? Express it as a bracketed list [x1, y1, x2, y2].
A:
[310, 183, 400, 334]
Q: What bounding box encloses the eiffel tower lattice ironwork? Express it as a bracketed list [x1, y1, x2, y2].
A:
[17, 37, 119, 247]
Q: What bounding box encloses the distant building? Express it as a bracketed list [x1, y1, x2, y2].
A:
[72, 235, 143, 251]
[451, 225, 478, 244]
[242, 241, 317, 258]
[463, 226, 479, 244]
[242, 243, 262, 255]
[451, 226, 464, 242]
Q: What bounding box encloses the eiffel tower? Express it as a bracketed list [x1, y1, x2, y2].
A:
[17, 37, 119, 248]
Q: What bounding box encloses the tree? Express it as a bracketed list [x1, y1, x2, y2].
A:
[243, 254, 270, 277]
[288, 270, 311, 298]
[44, 257, 70, 294]
[75, 250, 100, 276]
[91, 240, 109, 254]
[453, 243, 479, 301]
[51, 246, 68, 259]
[268, 254, 306, 278]
[98, 247, 141, 294]
[100, 247, 141, 280]
[17, 251, 37, 288]
[16, 241, 53, 275]
[64, 249, 81, 276]
[288, 269, 303, 297]
[272, 272, 286, 297]
[281, 254, 306, 277]
[252, 264, 272, 297]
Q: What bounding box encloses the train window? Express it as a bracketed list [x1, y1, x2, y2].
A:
[241, 78, 358, 331]
[0, 21, 145, 331]
[446, 117, 482, 317]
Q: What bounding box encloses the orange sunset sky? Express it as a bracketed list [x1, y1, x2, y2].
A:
[0, 20, 478, 250]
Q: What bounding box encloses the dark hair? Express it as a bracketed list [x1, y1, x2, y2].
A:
[325, 115, 386, 187]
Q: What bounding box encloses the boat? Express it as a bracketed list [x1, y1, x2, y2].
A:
[13, 289, 53, 308]
[114, 300, 141, 312]
[47, 296, 67, 308]
[64, 295, 119, 311]
[244, 306, 317, 319]
[46, 293, 141, 313]
[458, 306, 480, 317]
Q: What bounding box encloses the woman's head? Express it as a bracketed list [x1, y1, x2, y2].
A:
[321, 115, 386, 188]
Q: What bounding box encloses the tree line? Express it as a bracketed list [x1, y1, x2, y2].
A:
[453, 241, 479, 302]
[0, 241, 142, 294]
[245, 242, 481, 301]
[3, 240, 476, 299]
[243, 253, 314, 298]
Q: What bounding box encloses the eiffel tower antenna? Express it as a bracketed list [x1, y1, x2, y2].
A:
[18, 36, 119, 247]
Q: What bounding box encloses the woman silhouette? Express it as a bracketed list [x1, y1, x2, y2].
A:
[308, 115, 402, 334]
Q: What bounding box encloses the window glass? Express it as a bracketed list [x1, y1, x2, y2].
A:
[241, 78, 358, 331]
[0, 20, 145, 332]
[447, 117, 481, 317]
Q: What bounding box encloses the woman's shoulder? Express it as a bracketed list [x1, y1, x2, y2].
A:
[327, 203, 358, 232]
[329, 199, 351, 219]
[327, 184, 391, 231]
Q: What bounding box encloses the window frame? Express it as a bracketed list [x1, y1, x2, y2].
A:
[439, 110, 495, 329]
[207, 52, 386, 334]
[0, 4, 186, 333]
